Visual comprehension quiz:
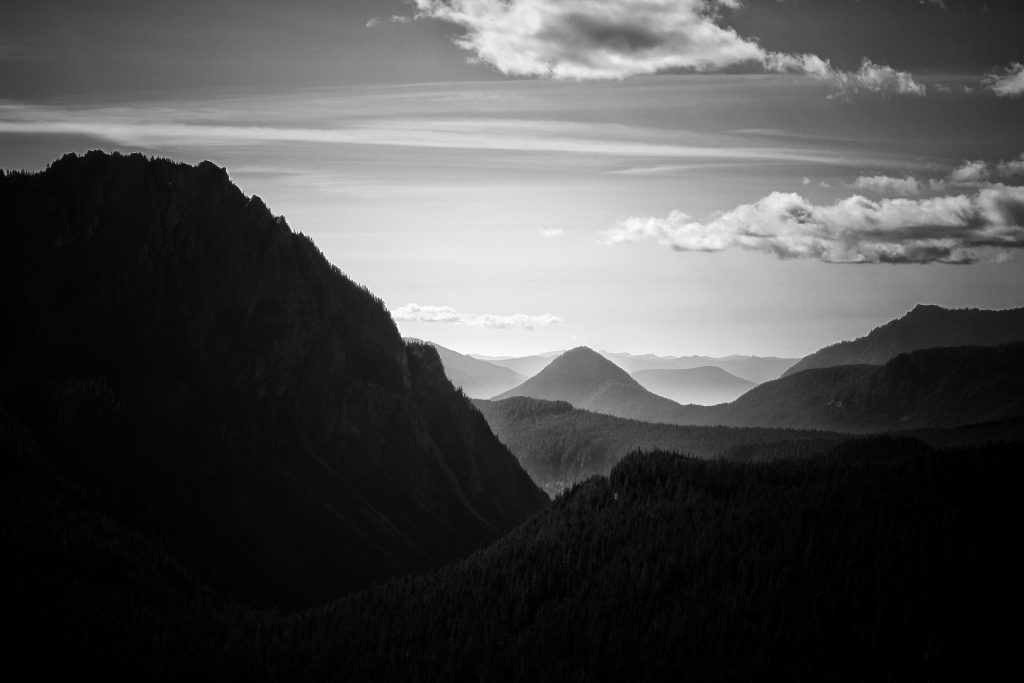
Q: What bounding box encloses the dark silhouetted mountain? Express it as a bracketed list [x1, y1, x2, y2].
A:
[6, 437, 1018, 680]
[493, 346, 694, 422]
[705, 343, 1024, 433]
[631, 366, 756, 405]
[475, 396, 842, 494]
[784, 304, 1024, 376]
[0, 151, 547, 608]
[478, 352, 560, 377]
[603, 351, 798, 383]
[407, 338, 525, 399]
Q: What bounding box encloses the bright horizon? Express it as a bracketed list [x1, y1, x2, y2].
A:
[4, 0, 1023, 357]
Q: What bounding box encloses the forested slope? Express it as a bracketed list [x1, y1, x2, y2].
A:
[0, 151, 547, 608]
[5, 437, 1017, 681]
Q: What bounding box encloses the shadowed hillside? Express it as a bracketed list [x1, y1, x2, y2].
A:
[784, 304, 1024, 376]
[708, 342, 1024, 432]
[0, 151, 547, 608]
[5, 438, 1017, 680]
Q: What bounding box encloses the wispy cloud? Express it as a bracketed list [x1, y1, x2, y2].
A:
[392, 303, 563, 329]
[413, 0, 924, 97]
[0, 101, 865, 164]
[538, 227, 564, 238]
[599, 186, 1024, 264]
[366, 15, 412, 28]
[985, 62, 1024, 97]
[766, 55, 926, 99]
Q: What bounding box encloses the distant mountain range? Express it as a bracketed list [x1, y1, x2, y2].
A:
[474, 349, 797, 384]
[784, 304, 1024, 376]
[490, 342, 1024, 434]
[0, 152, 547, 608]
[630, 366, 756, 405]
[493, 347, 691, 423]
[476, 352, 561, 377]
[603, 351, 798, 384]
[407, 339, 525, 399]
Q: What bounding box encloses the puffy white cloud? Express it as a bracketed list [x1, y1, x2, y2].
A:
[413, 0, 763, 80]
[538, 227, 564, 238]
[985, 62, 1024, 97]
[950, 160, 988, 184]
[414, 0, 923, 96]
[851, 154, 1024, 196]
[599, 186, 1024, 264]
[854, 175, 922, 195]
[392, 303, 563, 329]
[948, 154, 1024, 186]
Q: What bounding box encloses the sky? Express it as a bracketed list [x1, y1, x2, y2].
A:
[3, 0, 1024, 357]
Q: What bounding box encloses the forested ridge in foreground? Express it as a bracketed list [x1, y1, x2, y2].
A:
[4, 435, 1017, 681]
[0, 152, 547, 608]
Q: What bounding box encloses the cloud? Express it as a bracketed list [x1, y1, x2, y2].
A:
[392, 303, 563, 329]
[766, 55, 926, 98]
[0, 102, 866, 164]
[854, 175, 922, 195]
[851, 154, 1024, 196]
[413, 0, 763, 80]
[599, 186, 1024, 264]
[985, 62, 1024, 97]
[942, 154, 1024, 187]
[366, 15, 412, 28]
[414, 1, 924, 97]
[538, 227, 564, 237]
[950, 160, 989, 184]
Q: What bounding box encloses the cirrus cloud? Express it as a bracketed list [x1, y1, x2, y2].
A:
[392, 303, 564, 329]
[599, 186, 1024, 264]
[413, 0, 924, 97]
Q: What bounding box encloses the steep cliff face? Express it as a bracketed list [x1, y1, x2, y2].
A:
[0, 151, 547, 607]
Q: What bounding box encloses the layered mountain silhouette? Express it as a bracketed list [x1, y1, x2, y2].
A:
[631, 366, 756, 405]
[493, 346, 691, 423]
[0, 151, 547, 607]
[706, 342, 1024, 433]
[784, 304, 1024, 376]
[481, 350, 796, 384]
[603, 351, 797, 383]
[407, 339, 525, 399]
[493, 342, 1024, 434]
